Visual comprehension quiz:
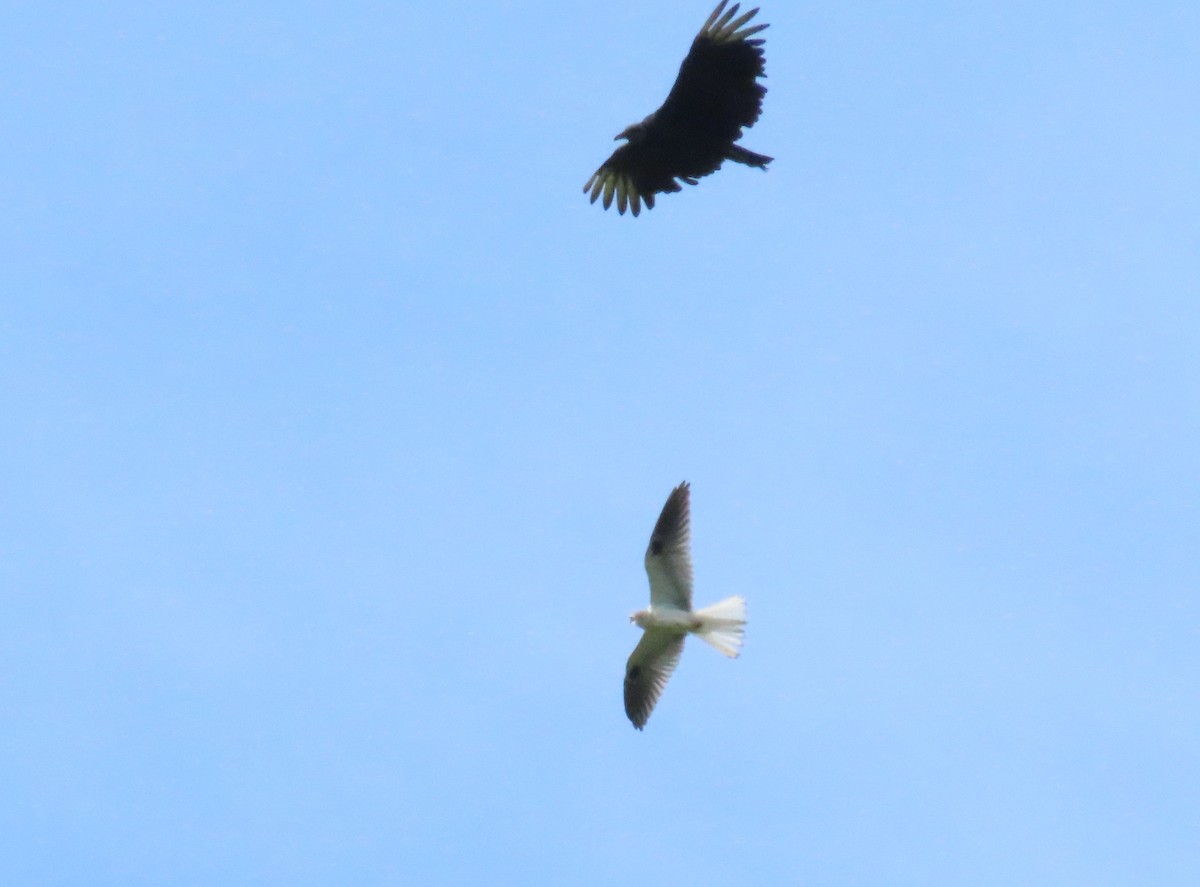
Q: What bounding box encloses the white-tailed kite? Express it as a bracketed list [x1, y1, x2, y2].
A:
[624, 481, 747, 729]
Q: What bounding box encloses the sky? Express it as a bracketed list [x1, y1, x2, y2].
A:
[2, 1, 1198, 884]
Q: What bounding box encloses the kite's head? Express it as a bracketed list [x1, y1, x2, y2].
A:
[629, 609, 651, 628]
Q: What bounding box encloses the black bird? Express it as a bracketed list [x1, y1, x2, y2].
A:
[584, 1, 772, 217]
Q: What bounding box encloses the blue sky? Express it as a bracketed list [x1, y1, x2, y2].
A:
[2, 1, 1197, 884]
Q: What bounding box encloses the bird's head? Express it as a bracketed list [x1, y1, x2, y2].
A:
[629, 608, 651, 628]
[614, 118, 650, 143]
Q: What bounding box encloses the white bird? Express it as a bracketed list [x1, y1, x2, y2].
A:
[624, 482, 747, 730]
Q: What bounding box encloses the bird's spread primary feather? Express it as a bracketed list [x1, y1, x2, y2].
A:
[624, 482, 747, 729]
[584, 1, 772, 216]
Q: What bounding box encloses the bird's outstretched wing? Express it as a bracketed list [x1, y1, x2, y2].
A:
[584, 2, 771, 216]
[624, 629, 686, 730]
[644, 481, 693, 610]
[659, 1, 769, 140]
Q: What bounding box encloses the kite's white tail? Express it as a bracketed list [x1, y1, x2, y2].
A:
[693, 595, 747, 658]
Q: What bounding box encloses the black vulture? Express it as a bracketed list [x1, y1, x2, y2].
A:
[584, 1, 771, 217]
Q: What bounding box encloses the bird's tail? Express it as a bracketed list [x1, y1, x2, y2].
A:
[693, 595, 747, 658]
[726, 146, 772, 169]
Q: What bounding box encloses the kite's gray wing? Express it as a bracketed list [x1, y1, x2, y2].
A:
[644, 481, 693, 610]
[624, 629, 686, 730]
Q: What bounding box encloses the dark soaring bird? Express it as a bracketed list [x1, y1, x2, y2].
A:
[584, 1, 771, 217]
